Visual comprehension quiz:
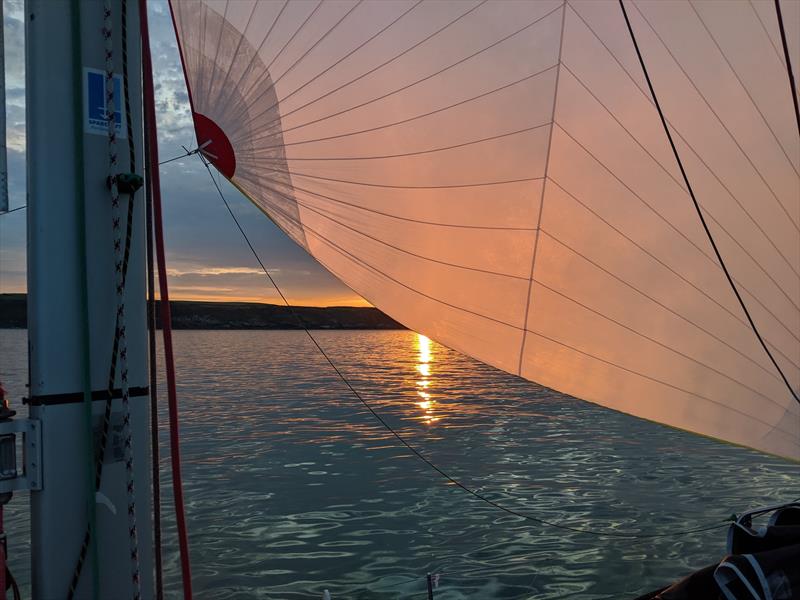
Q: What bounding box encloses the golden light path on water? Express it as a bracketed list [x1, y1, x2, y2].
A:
[415, 334, 439, 425]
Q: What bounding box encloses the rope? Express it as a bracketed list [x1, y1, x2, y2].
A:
[618, 0, 799, 407]
[67, 3, 144, 597]
[143, 55, 165, 600]
[199, 156, 732, 541]
[774, 0, 800, 138]
[0, 205, 24, 215]
[159, 148, 199, 165]
[112, 1, 141, 595]
[140, 0, 194, 595]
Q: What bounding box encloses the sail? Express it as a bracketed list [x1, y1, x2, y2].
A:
[169, 0, 800, 460]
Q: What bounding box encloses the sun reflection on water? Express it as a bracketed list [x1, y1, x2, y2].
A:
[415, 334, 440, 424]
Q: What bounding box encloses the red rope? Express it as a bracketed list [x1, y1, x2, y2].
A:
[0, 505, 6, 600]
[138, 1, 193, 597]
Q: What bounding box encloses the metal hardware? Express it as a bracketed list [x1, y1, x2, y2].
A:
[0, 419, 42, 492]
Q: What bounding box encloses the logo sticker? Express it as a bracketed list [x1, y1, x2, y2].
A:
[84, 68, 127, 138]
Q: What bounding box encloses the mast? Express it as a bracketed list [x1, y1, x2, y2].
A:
[26, 0, 154, 597]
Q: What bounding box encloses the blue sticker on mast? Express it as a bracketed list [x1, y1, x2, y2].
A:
[84, 68, 127, 138]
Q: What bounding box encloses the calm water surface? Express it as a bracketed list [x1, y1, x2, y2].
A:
[0, 329, 797, 599]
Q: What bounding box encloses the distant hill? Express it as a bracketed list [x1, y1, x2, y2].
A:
[0, 294, 405, 330]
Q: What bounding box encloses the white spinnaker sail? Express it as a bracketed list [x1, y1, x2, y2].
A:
[169, 0, 800, 460]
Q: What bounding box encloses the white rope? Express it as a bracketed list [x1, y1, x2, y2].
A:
[103, 3, 141, 597]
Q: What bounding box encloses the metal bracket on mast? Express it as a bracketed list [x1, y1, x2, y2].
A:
[0, 418, 43, 493]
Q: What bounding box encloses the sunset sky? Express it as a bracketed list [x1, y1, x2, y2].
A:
[0, 0, 367, 306]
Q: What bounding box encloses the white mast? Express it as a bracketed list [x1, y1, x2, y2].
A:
[26, 0, 153, 597]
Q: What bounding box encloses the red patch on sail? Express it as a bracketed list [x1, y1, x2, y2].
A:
[193, 112, 236, 179]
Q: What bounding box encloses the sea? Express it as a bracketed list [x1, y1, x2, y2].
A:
[0, 328, 797, 599]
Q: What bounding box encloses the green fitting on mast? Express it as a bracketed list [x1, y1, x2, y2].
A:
[109, 173, 144, 194]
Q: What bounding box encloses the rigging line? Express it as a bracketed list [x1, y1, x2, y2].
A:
[229, 0, 424, 135]
[630, 2, 799, 234]
[619, 0, 800, 406]
[690, 1, 799, 178]
[140, 2, 194, 596]
[0, 205, 25, 214]
[210, 0, 289, 114]
[749, 0, 787, 70]
[246, 177, 788, 403]
[228, 0, 490, 143]
[567, 1, 800, 234]
[548, 175, 794, 380]
[199, 157, 734, 541]
[239, 173, 800, 417]
[774, 0, 800, 139]
[248, 65, 558, 151]
[143, 97, 164, 600]
[159, 148, 199, 165]
[560, 61, 800, 293]
[239, 121, 552, 161]
[556, 121, 800, 346]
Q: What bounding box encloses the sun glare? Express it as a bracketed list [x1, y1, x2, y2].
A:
[415, 334, 438, 424]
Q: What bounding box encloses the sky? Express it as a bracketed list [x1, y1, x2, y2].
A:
[0, 0, 367, 306]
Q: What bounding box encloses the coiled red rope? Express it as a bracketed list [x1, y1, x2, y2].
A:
[138, 1, 193, 597]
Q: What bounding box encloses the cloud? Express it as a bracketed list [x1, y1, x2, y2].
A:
[167, 266, 266, 277]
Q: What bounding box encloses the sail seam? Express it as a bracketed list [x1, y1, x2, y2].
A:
[202, 151, 796, 496]
[630, 1, 799, 235]
[292, 215, 793, 434]
[619, 0, 800, 406]
[517, 1, 567, 376]
[555, 121, 800, 346]
[285, 187, 799, 402]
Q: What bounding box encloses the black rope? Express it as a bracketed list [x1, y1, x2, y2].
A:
[689, 2, 799, 178]
[620, 0, 798, 406]
[68, 1, 142, 595]
[158, 149, 198, 165]
[0, 205, 25, 215]
[774, 0, 800, 138]
[143, 60, 165, 600]
[555, 120, 800, 342]
[560, 58, 800, 291]
[198, 155, 732, 540]
[630, 2, 797, 233]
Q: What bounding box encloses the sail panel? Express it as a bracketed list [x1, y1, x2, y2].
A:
[170, 0, 800, 459]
